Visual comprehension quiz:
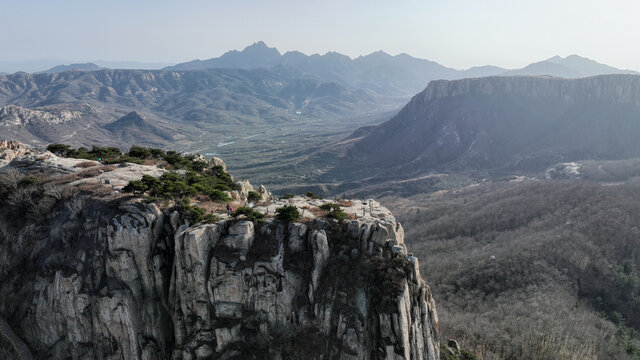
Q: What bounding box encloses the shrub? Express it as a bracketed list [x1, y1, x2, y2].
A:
[276, 205, 300, 222]
[247, 191, 262, 202]
[127, 145, 152, 159]
[305, 191, 322, 199]
[178, 198, 208, 224]
[203, 213, 219, 223]
[123, 167, 234, 201]
[279, 193, 296, 199]
[232, 207, 264, 221]
[123, 180, 147, 194]
[319, 203, 347, 220]
[47, 143, 72, 155]
[46, 143, 215, 172]
[210, 189, 232, 201]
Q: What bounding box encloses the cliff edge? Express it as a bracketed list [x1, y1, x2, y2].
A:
[0, 142, 439, 359]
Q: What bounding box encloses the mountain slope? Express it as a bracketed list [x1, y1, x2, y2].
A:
[386, 179, 640, 359]
[0, 68, 396, 149]
[348, 75, 640, 178]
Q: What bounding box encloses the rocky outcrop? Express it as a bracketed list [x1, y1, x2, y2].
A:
[0, 139, 31, 162]
[0, 193, 439, 359]
[0, 105, 84, 127]
[545, 162, 582, 179]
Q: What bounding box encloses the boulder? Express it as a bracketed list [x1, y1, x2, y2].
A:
[233, 180, 253, 199]
[209, 157, 227, 171]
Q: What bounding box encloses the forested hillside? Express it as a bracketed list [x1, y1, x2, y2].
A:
[388, 179, 640, 359]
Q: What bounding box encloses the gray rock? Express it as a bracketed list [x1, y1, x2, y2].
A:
[0, 195, 440, 360]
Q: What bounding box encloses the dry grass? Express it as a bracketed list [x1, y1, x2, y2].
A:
[308, 207, 326, 217]
[76, 161, 99, 168]
[143, 159, 165, 166]
[75, 182, 115, 197]
[339, 200, 353, 207]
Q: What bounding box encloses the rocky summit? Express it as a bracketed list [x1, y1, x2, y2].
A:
[0, 142, 439, 359]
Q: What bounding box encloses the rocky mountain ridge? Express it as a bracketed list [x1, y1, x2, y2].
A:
[0, 67, 394, 150]
[0, 143, 439, 359]
[166, 42, 638, 96]
[346, 74, 640, 177]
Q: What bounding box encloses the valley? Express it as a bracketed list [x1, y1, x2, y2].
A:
[3, 41, 640, 360]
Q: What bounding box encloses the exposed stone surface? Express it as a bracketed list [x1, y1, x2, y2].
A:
[545, 162, 582, 179]
[209, 157, 227, 171]
[0, 139, 31, 161]
[0, 150, 439, 359]
[0, 105, 83, 127]
[233, 179, 253, 199]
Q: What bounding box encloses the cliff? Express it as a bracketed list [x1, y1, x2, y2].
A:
[349, 74, 640, 175]
[0, 144, 439, 359]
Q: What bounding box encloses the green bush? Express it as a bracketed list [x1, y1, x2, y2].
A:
[232, 207, 264, 221]
[47, 143, 72, 155]
[123, 180, 148, 194]
[203, 213, 218, 223]
[124, 167, 234, 201]
[209, 189, 231, 201]
[47, 143, 214, 171]
[305, 191, 321, 199]
[127, 145, 152, 159]
[247, 191, 262, 202]
[319, 203, 347, 220]
[276, 205, 300, 222]
[178, 198, 210, 224]
[279, 193, 296, 199]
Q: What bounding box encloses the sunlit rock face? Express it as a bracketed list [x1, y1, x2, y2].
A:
[0, 189, 439, 359]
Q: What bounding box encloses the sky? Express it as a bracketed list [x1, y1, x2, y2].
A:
[1, 0, 639, 71]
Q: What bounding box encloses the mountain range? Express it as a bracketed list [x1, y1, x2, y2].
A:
[2, 41, 635, 98]
[0, 67, 395, 149]
[263, 74, 640, 196]
[0, 59, 174, 74]
[164, 42, 638, 96]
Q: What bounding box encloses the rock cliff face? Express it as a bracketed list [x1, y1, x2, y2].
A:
[0, 166, 438, 359]
[350, 74, 640, 175]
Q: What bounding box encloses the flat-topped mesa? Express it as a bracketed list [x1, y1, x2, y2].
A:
[421, 74, 640, 103]
[0, 185, 439, 359]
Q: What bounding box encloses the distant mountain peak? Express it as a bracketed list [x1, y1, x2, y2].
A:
[107, 111, 146, 128]
[240, 41, 281, 56]
[545, 55, 564, 63]
[362, 50, 392, 59]
[249, 41, 268, 48]
[40, 62, 104, 74]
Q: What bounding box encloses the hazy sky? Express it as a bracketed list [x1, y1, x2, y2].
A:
[2, 0, 639, 70]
